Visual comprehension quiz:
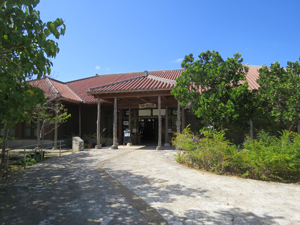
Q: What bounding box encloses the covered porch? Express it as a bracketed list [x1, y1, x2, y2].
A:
[89, 89, 187, 150]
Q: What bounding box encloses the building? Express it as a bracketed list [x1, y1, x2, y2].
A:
[10, 66, 260, 149]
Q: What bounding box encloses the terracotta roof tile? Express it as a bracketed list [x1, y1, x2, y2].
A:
[48, 78, 82, 102]
[89, 76, 175, 93]
[67, 72, 144, 102]
[29, 67, 261, 103]
[29, 79, 56, 99]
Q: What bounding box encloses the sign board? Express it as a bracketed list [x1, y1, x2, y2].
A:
[132, 128, 137, 133]
[138, 109, 151, 116]
[123, 129, 131, 143]
[168, 128, 172, 133]
[126, 111, 129, 115]
[123, 121, 129, 125]
[139, 103, 156, 109]
[152, 109, 166, 116]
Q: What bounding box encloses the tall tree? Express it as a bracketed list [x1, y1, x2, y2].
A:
[0, 0, 65, 177]
[257, 60, 300, 131]
[172, 50, 254, 131]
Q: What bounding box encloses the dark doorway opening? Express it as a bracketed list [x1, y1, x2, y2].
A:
[139, 118, 158, 145]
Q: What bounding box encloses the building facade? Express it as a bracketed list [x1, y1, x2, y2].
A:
[10, 66, 261, 149]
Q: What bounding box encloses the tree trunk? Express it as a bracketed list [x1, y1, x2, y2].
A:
[1, 123, 8, 179]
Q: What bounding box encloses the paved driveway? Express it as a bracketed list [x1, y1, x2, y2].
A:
[1, 146, 300, 225]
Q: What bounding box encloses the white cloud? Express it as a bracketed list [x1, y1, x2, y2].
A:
[95, 66, 100, 70]
[106, 67, 110, 70]
[172, 58, 183, 63]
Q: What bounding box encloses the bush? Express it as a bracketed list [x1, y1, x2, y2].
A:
[173, 126, 239, 174]
[173, 127, 300, 183]
[239, 130, 300, 182]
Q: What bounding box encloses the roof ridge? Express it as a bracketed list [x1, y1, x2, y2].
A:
[89, 74, 146, 92]
[66, 72, 144, 84]
[47, 77, 67, 84]
[45, 78, 59, 95]
[65, 84, 85, 102]
[147, 75, 177, 84]
[147, 68, 185, 73]
[66, 69, 185, 84]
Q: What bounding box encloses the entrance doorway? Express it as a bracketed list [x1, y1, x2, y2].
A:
[139, 118, 160, 145]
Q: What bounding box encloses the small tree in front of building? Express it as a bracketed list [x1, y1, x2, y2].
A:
[31, 97, 71, 145]
[172, 50, 255, 132]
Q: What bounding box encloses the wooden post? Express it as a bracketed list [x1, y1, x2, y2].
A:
[119, 109, 123, 145]
[54, 110, 58, 149]
[182, 108, 186, 131]
[24, 148, 26, 169]
[111, 98, 118, 149]
[79, 105, 82, 137]
[250, 119, 254, 140]
[156, 96, 163, 150]
[37, 120, 40, 146]
[96, 100, 101, 149]
[164, 104, 170, 146]
[128, 104, 132, 146]
[177, 100, 181, 134]
[129, 104, 131, 131]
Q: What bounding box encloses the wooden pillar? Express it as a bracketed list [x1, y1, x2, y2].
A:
[111, 98, 118, 149]
[182, 108, 186, 131]
[54, 110, 58, 149]
[37, 120, 40, 146]
[129, 104, 131, 131]
[250, 119, 254, 140]
[177, 100, 181, 134]
[119, 109, 123, 145]
[156, 96, 163, 150]
[128, 104, 132, 145]
[96, 100, 101, 149]
[164, 104, 170, 146]
[79, 105, 82, 137]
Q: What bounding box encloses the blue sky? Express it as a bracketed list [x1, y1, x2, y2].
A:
[36, 0, 300, 82]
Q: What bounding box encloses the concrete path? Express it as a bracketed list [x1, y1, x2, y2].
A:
[1, 146, 300, 225]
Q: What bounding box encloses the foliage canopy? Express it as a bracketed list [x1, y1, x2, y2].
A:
[0, 0, 66, 127]
[256, 60, 300, 131]
[172, 50, 254, 131]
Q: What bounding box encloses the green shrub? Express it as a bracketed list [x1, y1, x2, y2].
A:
[173, 127, 300, 183]
[173, 126, 239, 174]
[239, 130, 300, 182]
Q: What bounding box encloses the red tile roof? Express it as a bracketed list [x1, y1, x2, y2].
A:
[67, 72, 144, 102]
[49, 78, 82, 102]
[89, 75, 175, 93]
[29, 79, 56, 99]
[29, 67, 261, 104]
[148, 69, 184, 81]
[29, 78, 82, 102]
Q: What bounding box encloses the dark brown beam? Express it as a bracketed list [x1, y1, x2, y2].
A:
[140, 97, 149, 103]
[92, 90, 173, 99]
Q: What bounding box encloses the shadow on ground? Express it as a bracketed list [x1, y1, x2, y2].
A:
[0, 151, 148, 225]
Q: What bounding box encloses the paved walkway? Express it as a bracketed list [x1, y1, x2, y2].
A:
[1, 146, 300, 225]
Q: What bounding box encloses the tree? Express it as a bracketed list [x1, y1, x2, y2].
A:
[30, 80, 71, 145]
[257, 60, 300, 131]
[0, 0, 65, 177]
[172, 50, 255, 131]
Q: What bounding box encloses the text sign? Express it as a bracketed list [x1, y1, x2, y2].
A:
[139, 103, 156, 109]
